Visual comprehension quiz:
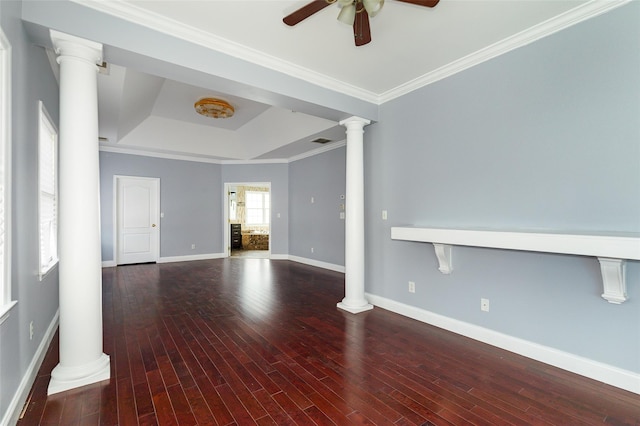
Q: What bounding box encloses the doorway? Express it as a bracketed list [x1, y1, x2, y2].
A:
[224, 182, 271, 259]
[115, 176, 160, 265]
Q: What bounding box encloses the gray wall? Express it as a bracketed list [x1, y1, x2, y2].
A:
[221, 163, 289, 256]
[99, 152, 223, 260]
[364, 2, 640, 372]
[1, 2, 60, 422]
[289, 147, 346, 265]
[98, 156, 292, 260]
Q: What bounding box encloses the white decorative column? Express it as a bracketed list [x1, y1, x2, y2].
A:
[48, 31, 110, 395]
[337, 117, 373, 314]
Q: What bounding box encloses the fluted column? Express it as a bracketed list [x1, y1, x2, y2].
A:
[48, 30, 110, 395]
[337, 117, 373, 314]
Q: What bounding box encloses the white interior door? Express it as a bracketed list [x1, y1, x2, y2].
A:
[116, 176, 159, 265]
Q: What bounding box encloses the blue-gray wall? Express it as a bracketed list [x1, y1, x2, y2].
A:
[289, 147, 346, 265]
[98, 156, 293, 260]
[99, 152, 223, 260]
[1, 1, 60, 422]
[365, 2, 640, 372]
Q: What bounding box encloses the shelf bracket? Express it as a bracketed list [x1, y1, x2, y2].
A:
[433, 243, 453, 274]
[598, 258, 628, 304]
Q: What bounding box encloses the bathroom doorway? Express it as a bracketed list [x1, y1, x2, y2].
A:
[224, 182, 271, 258]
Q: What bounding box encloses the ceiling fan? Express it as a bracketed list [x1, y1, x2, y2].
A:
[283, 0, 440, 47]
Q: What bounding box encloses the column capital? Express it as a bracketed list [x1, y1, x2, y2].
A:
[50, 30, 103, 65]
[339, 116, 371, 129]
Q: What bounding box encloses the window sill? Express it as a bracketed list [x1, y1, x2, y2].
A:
[0, 300, 17, 326]
[39, 260, 59, 282]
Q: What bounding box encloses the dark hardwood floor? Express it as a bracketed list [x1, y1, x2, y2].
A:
[18, 259, 640, 425]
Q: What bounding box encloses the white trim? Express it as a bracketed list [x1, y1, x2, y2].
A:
[101, 260, 117, 268]
[288, 255, 345, 273]
[99, 142, 346, 165]
[157, 253, 226, 264]
[221, 159, 288, 165]
[288, 140, 346, 163]
[74, 0, 627, 105]
[379, 0, 631, 103]
[70, 0, 378, 104]
[0, 300, 17, 326]
[1, 310, 59, 426]
[269, 254, 289, 261]
[0, 26, 12, 315]
[366, 293, 640, 395]
[100, 144, 226, 164]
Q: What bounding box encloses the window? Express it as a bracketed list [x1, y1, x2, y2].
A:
[0, 27, 14, 322]
[245, 191, 270, 225]
[0, 29, 16, 324]
[38, 101, 58, 279]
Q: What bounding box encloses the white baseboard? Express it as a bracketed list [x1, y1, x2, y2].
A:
[157, 253, 226, 263]
[288, 255, 345, 273]
[101, 260, 116, 268]
[2, 310, 59, 426]
[366, 293, 640, 395]
[269, 254, 289, 260]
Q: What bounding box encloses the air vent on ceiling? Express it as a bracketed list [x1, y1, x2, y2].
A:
[311, 138, 332, 144]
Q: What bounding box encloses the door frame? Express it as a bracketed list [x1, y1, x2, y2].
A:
[223, 182, 271, 257]
[113, 175, 161, 265]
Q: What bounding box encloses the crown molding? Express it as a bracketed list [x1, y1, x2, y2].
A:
[288, 140, 346, 163]
[73, 0, 627, 106]
[378, 0, 631, 103]
[70, 0, 379, 103]
[99, 140, 346, 165]
[99, 144, 226, 164]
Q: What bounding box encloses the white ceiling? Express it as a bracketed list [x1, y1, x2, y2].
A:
[85, 0, 616, 162]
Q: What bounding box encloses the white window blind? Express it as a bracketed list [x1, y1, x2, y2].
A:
[38, 102, 58, 278]
[246, 191, 270, 225]
[0, 28, 10, 317]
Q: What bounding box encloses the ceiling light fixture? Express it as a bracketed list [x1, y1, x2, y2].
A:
[283, 0, 438, 47]
[338, 0, 384, 25]
[194, 98, 235, 118]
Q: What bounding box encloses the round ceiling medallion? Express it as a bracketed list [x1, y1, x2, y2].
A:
[194, 98, 235, 118]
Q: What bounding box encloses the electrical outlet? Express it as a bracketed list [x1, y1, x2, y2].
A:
[191, 244, 196, 250]
[29, 321, 34, 340]
[311, 247, 314, 253]
[408, 281, 415, 293]
[481, 298, 490, 312]
[382, 210, 388, 220]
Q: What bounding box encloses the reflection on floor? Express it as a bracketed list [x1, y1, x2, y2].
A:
[230, 249, 269, 258]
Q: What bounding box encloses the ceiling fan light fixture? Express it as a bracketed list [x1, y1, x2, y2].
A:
[194, 98, 235, 119]
[337, 3, 356, 25]
[363, 0, 384, 16]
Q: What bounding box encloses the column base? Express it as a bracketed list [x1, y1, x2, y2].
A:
[337, 301, 374, 314]
[48, 353, 111, 395]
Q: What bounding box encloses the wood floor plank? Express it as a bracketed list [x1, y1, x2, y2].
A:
[16, 259, 640, 426]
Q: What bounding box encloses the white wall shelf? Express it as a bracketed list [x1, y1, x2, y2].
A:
[391, 227, 640, 304]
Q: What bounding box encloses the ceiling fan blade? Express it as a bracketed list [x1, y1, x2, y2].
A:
[283, 0, 332, 26]
[395, 0, 440, 7]
[353, 3, 372, 46]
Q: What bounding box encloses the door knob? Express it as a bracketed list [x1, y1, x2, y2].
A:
[152, 224, 157, 227]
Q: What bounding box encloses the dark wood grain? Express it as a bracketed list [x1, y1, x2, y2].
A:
[18, 258, 640, 425]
